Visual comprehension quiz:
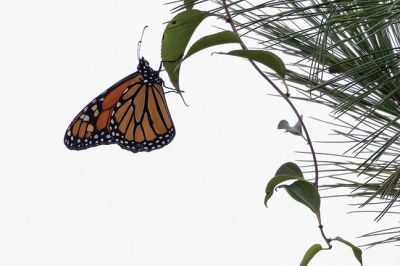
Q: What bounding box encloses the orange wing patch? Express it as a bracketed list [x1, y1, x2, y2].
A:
[142, 113, 157, 141]
[115, 99, 132, 123]
[134, 125, 145, 142]
[119, 106, 134, 134]
[96, 109, 111, 131]
[122, 82, 142, 100]
[125, 117, 135, 141]
[153, 84, 173, 129]
[147, 88, 166, 134]
[102, 76, 141, 109]
[133, 86, 146, 122]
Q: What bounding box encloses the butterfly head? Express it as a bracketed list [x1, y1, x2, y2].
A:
[137, 57, 162, 86]
[137, 57, 152, 72]
[139, 56, 149, 66]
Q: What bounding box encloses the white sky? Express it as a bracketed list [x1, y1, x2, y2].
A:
[1, 1, 399, 265]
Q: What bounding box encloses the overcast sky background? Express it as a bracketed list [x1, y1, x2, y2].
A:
[1, 1, 399, 265]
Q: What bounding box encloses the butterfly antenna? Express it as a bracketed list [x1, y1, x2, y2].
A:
[137, 25, 148, 60]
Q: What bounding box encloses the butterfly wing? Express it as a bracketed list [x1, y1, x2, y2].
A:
[64, 72, 175, 153]
[64, 73, 141, 150]
[109, 81, 175, 152]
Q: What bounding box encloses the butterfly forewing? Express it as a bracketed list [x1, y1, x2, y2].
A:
[64, 58, 175, 153]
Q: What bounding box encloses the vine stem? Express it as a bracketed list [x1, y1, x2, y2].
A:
[221, 0, 331, 249]
[317, 216, 332, 249]
[221, 0, 319, 187]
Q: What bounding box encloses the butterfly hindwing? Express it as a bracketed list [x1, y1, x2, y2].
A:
[109, 79, 175, 152]
[64, 57, 176, 153]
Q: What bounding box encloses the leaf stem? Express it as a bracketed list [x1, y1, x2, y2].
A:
[221, 0, 319, 187]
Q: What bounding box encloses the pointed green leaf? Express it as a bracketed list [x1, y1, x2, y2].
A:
[277, 120, 289, 129]
[161, 9, 210, 90]
[222, 49, 286, 79]
[334, 237, 363, 265]
[184, 31, 241, 60]
[278, 116, 303, 136]
[300, 244, 323, 266]
[275, 162, 304, 179]
[283, 180, 321, 215]
[183, 0, 195, 9]
[265, 162, 304, 207]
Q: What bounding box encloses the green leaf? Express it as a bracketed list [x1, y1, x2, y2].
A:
[275, 162, 304, 179]
[221, 49, 286, 79]
[265, 176, 299, 207]
[184, 31, 241, 60]
[161, 9, 210, 90]
[265, 162, 304, 207]
[183, 0, 195, 10]
[283, 180, 321, 216]
[300, 244, 323, 266]
[278, 116, 303, 136]
[334, 237, 363, 265]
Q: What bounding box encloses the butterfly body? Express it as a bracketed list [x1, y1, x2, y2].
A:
[64, 57, 175, 153]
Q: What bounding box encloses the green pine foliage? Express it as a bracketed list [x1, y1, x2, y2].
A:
[223, 0, 400, 246]
[169, 0, 400, 246]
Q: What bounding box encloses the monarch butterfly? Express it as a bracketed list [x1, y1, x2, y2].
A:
[64, 57, 175, 153]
